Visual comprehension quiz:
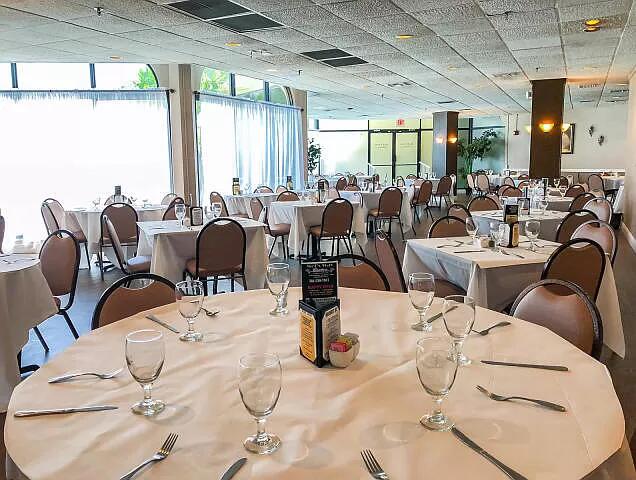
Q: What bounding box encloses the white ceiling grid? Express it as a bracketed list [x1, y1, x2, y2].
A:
[0, 0, 633, 117]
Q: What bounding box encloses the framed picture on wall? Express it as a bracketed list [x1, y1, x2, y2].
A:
[562, 123, 575, 154]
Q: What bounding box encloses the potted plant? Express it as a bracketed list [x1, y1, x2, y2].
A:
[307, 138, 321, 181]
[457, 129, 497, 191]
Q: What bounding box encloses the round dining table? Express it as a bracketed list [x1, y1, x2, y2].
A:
[5, 288, 632, 479]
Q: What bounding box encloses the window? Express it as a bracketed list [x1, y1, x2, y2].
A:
[16, 63, 91, 89]
[200, 67, 230, 95]
[235, 75, 264, 101]
[316, 131, 368, 175]
[94, 63, 157, 89]
[0, 63, 11, 88]
[269, 84, 290, 105]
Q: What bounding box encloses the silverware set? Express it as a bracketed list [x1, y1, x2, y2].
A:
[119, 432, 178, 480]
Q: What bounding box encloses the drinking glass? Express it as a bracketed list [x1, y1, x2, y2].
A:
[553, 178, 561, 188]
[204, 206, 215, 222]
[489, 221, 501, 252]
[538, 198, 548, 215]
[465, 217, 478, 243]
[559, 185, 568, 198]
[211, 202, 222, 218]
[525, 220, 541, 251]
[142, 198, 150, 207]
[267, 263, 290, 316]
[130, 195, 137, 205]
[239, 353, 282, 454]
[176, 279, 204, 342]
[500, 196, 508, 210]
[416, 335, 458, 431]
[408, 273, 435, 331]
[175, 204, 186, 229]
[126, 330, 165, 416]
[442, 295, 476, 366]
[92, 197, 101, 209]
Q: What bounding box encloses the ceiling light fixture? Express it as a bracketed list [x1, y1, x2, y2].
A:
[265, 68, 278, 72]
[584, 25, 600, 32]
[561, 123, 571, 133]
[395, 34, 414, 40]
[585, 18, 602, 26]
[225, 42, 241, 47]
[109, 55, 122, 61]
[539, 121, 555, 133]
[447, 135, 458, 144]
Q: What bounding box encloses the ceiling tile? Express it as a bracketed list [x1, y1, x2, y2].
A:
[428, 18, 494, 36]
[558, 0, 631, 22]
[487, 8, 558, 29]
[479, 0, 556, 14]
[0, 0, 95, 20]
[68, 13, 149, 33]
[321, 0, 403, 20]
[262, 6, 333, 26]
[412, 3, 485, 24]
[498, 24, 561, 50]
[0, 6, 55, 28]
[94, 0, 194, 27]
[0, 26, 65, 44]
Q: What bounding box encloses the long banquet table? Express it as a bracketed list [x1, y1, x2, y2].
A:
[4, 288, 632, 479]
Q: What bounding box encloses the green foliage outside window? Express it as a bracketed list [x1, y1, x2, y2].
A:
[133, 66, 158, 89]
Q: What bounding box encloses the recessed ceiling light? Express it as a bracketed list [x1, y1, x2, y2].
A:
[584, 25, 600, 32]
[225, 42, 241, 47]
[265, 68, 278, 72]
[109, 55, 122, 61]
[585, 18, 602, 26]
[447, 65, 459, 71]
[395, 34, 414, 40]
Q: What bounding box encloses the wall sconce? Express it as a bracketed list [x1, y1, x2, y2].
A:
[435, 135, 444, 144]
[561, 123, 570, 132]
[539, 122, 555, 133]
[447, 135, 458, 144]
[524, 125, 532, 134]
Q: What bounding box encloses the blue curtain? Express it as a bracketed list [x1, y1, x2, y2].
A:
[196, 93, 303, 199]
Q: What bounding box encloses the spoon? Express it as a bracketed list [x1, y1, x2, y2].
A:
[201, 307, 220, 317]
[472, 321, 511, 336]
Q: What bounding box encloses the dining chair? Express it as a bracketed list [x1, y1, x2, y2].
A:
[317, 178, 330, 189]
[103, 216, 151, 275]
[374, 230, 406, 293]
[587, 174, 605, 193]
[307, 198, 354, 259]
[556, 176, 569, 187]
[260, 204, 291, 259]
[406, 174, 417, 179]
[161, 193, 178, 205]
[517, 180, 530, 189]
[555, 209, 598, 243]
[503, 176, 515, 187]
[91, 273, 175, 330]
[276, 185, 287, 193]
[104, 194, 131, 205]
[541, 238, 606, 301]
[209, 191, 229, 216]
[327, 187, 340, 199]
[250, 197, 264, 221]
[448, 203, 471, 221]
[511, 279, 603, 359]
[185, 218, 247, 295]
[497, 185, 512, 196]
[428, 215, 466, 238]
[583, 197, 613, 223]
[276, 190, 300, 201]
[0, 215, 4, 253]
[565, 185, 586, 198]
[411, 180, 433, 228]
[344, 185, 361, 191]
[569, 192, 596, 211]
[475, 173, 491, 195]
[99, 202, 138, 280]
[485, 193, 501, 209]
[334, 254, 389, 291]
[348, 175, 358, 186]
[367, 187, 404, 241]
[432, 175, 453, 207]
[162, 196, 186, 221]
[38, 229, 81, 344]
[335, 177, 347, 191]
[503, 187, 523, 197]
[468, 196, 499, 212]
[518, 174, 529, 180]
[41, 198, 91, 268]
[396, 176, 406, 187]
[572, 220, 617, 264]
[254, 185, 273, 193]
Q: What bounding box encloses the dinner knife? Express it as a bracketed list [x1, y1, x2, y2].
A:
[220, 458, 247, 480]
[145, 314, 180, 334]
[426, 305, 458, 324]
[451, 427, 529, 480]
[14, 405, 118, 417]
[481, 360, 569, 372]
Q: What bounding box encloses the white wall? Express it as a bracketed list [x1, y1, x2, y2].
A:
[622, 75, 636, 241]
[506, 104, 628, 170]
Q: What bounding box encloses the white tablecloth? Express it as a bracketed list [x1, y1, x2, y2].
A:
[223, 193, 278, 218]
[268, 200, 366, 256]
[4, 288, 629, 479]
[472, 210, 567, 241]
[0, 254, 56, 412]
[402, 237, 625, 357]
[487, 175, 521, 187]
[340, 188, 413, 232]
[137, 219, 268, 289]
[545, 196, 573, 212]
[602, 176, 624, 190]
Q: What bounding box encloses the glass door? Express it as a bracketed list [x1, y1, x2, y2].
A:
[370, 132, 393, 183]
[395, 131, 418, 179]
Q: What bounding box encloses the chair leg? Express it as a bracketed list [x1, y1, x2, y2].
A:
[336, 236, 340, 257]
[33, 326, 49, 352]
[213, 277, 218, 295]
[388, 217, 393, 236]
[330, 237, 335, 258]
[83, 242, 91, 271]
[61, 310, 79, 339]
[285, 236, 290, 259]
[268, 237, 276, 257]
[98, 247, 104, 280]
[202, 279, 208, 296]
[231, 274, 236, 292]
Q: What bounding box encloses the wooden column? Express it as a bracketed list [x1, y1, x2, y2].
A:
[432, 111, 458, 177]
[529, 78, 565, 178]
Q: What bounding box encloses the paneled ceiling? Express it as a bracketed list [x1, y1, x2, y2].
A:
[0, 0, 634, 118]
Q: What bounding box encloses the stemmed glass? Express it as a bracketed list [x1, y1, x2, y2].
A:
[465, 217, 478, 244]
[267, 263, 290, 316]
[538, 198, 548, 215]
[204, 206, 215, 222]
[525, 220, 541, 251]
[175, 203, 187, 229]
[92, 197, 101, 209]
[211, 202, 222, 219]
[239, 353, 282, 454]
[553, 178, 561, 188]
[489, 222, 503, 252]
[126, 330, 165, 416]
[442, 295, 476, 366]
[408, 273, 435, 331]
[176, 279, 204, 342]
[416, 335, 458, 431]
[500, 196, 508, 210]
[130, 195, 137, 205]
[559, 185, 568, 198]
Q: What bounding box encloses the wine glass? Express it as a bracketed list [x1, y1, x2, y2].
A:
[175, 203, 186, 229]
[465, 217, 478, 243]
[211, 202, 222, 219]
[416, 335, 458, 431]
[142, 198, 150, 207]
[204, 206, 215, 222]
[553, 178, 561, 188]
[525, 220, 541, 251]
[176, 279, 204, 342]
[489, 221, 501, 252]
[126, 329, 165, 416]
[92, 197, 101, 209]
[130, 195, 137, 205]
[408, 273, 435, 331]
[500, 196, 508, 210]
[442, 295, 476, 367]
[559, 185, 568, 198]
[538, 198, 548, 215]
[267, 263, 290, 316]
[239, 353, 282, 454]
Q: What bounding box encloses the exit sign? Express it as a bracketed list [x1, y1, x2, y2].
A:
[396, 119, 405, 126]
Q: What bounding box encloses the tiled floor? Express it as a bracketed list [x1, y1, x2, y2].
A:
[4, 199, 636, 478]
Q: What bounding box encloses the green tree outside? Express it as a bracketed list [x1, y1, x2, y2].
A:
[133, 66, 158, 89]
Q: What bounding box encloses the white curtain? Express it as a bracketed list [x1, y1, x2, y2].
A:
[196, 93, 303, 199]
[0, 90, 171, 245]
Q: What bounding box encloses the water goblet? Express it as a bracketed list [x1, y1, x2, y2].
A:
[142, 198, 150, 207]
[525, 220, 541, 251]
[538, 198, 548, 215]
[239, 353, 282, 454]
[489, 221, 501, 252]
[500, 196, 508, 209]
[204, 206, 215, 222]
[175, 203, 186, 229]
[126, 329, 165, 416]
[92, 197, 101, 209]
[442, 295, 476, 367]
[176, 279, 204, 342]
[416, 335, 458, 431]
[553, 178, 561, 188]
[559, 185, 568, 198]
[267, 263, 290, 316]
[465, 217, 478, 244]
[211, 202, 222, 219]
[408, 273, 435, 331]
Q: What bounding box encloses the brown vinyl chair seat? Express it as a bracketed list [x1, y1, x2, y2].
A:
[185, 258, 242, 277]
[268, 223, 291, 236]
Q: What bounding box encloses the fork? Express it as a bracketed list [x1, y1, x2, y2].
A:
[471, 321, 511, 336]
[48, 368, 123, 384]
[476, 385, 566, 412]
[120, 433, 179, 480]
[361, 449, 389, 479]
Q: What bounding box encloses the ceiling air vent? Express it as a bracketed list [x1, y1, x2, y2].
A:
[300, 48, 367, 68]
[168, 0, 282, 32]
[437, 100, 455, 104]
